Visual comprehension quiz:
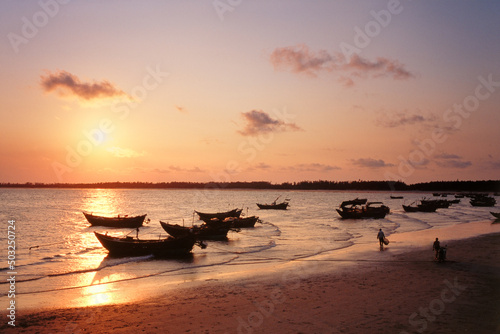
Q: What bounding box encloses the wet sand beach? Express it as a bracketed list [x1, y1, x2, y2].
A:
[2, 227, 499, 333]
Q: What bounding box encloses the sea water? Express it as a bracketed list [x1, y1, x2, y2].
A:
[0, 188, 497, 310]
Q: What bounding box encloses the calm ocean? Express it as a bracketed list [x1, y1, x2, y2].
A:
[0, 188, 497, 310]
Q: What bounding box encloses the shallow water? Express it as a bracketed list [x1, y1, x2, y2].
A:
[0, 188, 497, 310]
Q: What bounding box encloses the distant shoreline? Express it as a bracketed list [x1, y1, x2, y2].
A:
[0, 180, 499, 192]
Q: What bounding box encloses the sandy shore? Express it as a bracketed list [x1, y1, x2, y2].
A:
[2, 231, 499, 333]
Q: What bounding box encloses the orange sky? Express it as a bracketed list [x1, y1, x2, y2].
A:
[1, 1, 499, 184]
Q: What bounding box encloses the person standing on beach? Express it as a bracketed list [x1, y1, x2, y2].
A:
[377, 229, 385, 250]
[433, 238, 440, 260]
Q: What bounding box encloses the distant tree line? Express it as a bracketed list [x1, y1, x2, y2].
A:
[1, 180, 498, 192]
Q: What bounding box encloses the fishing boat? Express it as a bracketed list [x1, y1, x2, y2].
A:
[339, 198, 368, 207]
[209, 216, 260, 228]
[256, 202, 289, 210]
[470, 195, 496, 207]
[402, 202, 438, 212]
[94, 231, 197, 257]
[226, 216, 260, 228]
[336, 201, 389, 219]
[195, 208, 242, 222]
[160, 221, 232, 240]
[490, 212, 500, 219]
[256, 196, 290, 210]
[419, 199, 451, 208]
[83, 212, 147, 228]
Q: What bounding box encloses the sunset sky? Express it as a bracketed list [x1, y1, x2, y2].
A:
[1, 0, 499, 184]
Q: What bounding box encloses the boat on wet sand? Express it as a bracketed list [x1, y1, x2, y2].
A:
[94, 231, 196, 257]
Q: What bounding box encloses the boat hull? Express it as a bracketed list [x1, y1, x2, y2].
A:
[195, 208, 242, 222]
[83, 212, 146, 228]
[94, 232, 195, 257]
[160, 221, 230, 240]
[336, 208, 387, 219]
[256, 202, 289, 210]
[402, 205, 437, 213]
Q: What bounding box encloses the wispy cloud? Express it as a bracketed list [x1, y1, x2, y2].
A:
[433, 153, 472, 169]
[169, 165, 204, 173]
[40, 70, 130, 101]
[106, 147, 145, 158]
[270, 44, 333, 76]
[238, 110, 302, 136]
[376, 111, 437, 128]
[175, 105, 187, 113]
[270, 44, 415, 86]
[351, 158, 394, 168]
[488, 160, 500, 169]
[286, 163, 341, 172]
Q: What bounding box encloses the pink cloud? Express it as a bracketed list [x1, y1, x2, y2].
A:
[270, 44, 415, 85]
[40, 70, 129, 100]
[238, 110, 302, 136]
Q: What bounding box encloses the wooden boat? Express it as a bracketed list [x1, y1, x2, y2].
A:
[83, 212, 147, 228]
[470, 196, 496, 207]
[160, 221, 231, 240]
[256, 195, 290, 210]
[256, 202, 289, 210]
[402, 203, 438, 212]
[94, 231, 196, 257]
[227, 216, 259, 228]
[339, 198, 367, 207]
[336, 201, 389, 219]
[195, 208, 242, 222]
[209, 216, 260, 228]
[420, 199, 451, 208]
[490, 212, 500, 219]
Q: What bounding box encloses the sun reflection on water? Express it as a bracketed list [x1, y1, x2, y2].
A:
[81, 189, 120, 216]
[80, 271, 137, 307]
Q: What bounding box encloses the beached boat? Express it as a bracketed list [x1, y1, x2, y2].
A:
[420, 199, 451, 208]
[390, 195, 404, 199]
[402, 203, 438, 212]
[208, 216, 260, 228]
[470, 196, 496, 207]
[336, 201, 389, 219]
[490, 212, 500, 219]
[226, 216, 259, 228]
[195, 208, 242, 222]
[94, 231, 196, 257]
[160, 221, 232, 240]
[83, 212, 147, 228]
